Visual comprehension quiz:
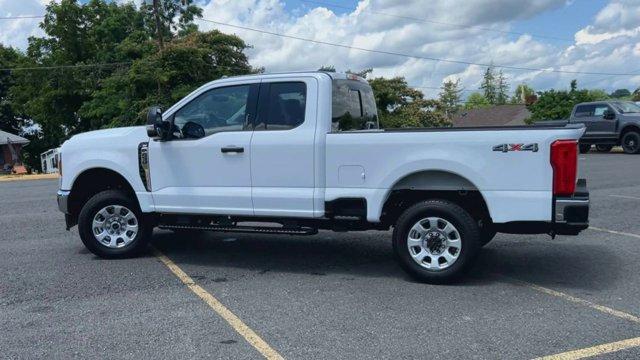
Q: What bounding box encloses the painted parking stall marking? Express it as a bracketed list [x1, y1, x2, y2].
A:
[153, 247, 284, 360]
[534, 336, 640, 360]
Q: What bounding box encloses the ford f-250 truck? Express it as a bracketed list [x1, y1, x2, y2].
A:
[57, 71, 589, 283]
[538, 101, 640, 154]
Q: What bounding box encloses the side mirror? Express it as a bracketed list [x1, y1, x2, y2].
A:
[603, 109, 616, 120]
[145, 106, 171, 140]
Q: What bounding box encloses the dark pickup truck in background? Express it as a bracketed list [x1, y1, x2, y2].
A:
[536, 101, 640, 154]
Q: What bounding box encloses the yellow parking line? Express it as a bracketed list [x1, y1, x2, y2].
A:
[153, 247, 284, 360]
[534, 336, 640, 360]
[497, 275, 640, 324]
[589, 226, 640, 240]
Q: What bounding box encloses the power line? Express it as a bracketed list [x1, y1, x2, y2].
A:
[196, 18, 637, 76]
[301, 0, 573, 43]
[0, 62, 132, 72]
[0, 15, 45, 20]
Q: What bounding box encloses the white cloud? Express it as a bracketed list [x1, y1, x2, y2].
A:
[0, 0, 48, 49]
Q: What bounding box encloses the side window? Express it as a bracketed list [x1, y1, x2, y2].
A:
[574, 105, 594, 118]
[593, 105, 610, 117]
[173, 85, 251, 138]
[264, 82, 307, 130]
[332, 79, 379, 131]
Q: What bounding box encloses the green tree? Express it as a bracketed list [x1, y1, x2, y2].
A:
[464, 92, 490, 109]
[496, 70, 509, 105]
[610, 88, 631, 98]
[527, 80, 611, 122]
[633, 88, 640, 101]
[511, 84, 535, 104]
[0, 45, 26, 134]
[438, 79, 462, 119]
[8, 0, 254, 169]
[368, 76, 450, 128]
[480, 65, 497, 104]
[79, 30, 257, 128]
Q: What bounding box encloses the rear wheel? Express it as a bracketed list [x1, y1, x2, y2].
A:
[392, 200, 481, 284]
[595, 144, 613, 153]
[621, 131, 640, 154]
[579, 144, 591, 154]
[78, 190, 152, 258]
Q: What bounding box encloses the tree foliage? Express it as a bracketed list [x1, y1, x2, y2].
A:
[438, 79, 462, 118]
[610, 88, 631, 98]
[511, 84, 536, 105]
[464, 92, 490, 109]
[0, 45, 26, 134]
[6, 0, 255, 169]
[369, 76, 450, 128]
[527, 80, 610, 122]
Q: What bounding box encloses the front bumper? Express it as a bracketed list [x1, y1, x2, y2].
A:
[57, 190, 76, 230]
[57, 190, 70, 214]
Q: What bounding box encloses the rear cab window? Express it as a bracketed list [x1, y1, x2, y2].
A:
[332, 79, 379, 131]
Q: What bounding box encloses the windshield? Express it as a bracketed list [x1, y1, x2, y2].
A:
[611, 101, 640, 114]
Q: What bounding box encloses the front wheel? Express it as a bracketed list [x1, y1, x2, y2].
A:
[622, 131, 640, 154]
[392, 200, 481, 284]
[595, 145, 613, 153]
[78, 190, 152, 258]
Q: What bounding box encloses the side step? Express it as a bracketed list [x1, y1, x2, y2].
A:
[159, 223, 318, 236]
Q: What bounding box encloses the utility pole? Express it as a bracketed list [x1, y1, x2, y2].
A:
[153, 0, 164, 51]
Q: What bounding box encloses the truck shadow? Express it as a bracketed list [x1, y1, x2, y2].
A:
[149, 230, 619, 290]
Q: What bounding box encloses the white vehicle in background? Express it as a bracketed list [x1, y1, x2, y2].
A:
[57, 71, 589, 283]
[40, 148, 61, 174]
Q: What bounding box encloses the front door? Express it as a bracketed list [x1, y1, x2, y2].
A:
[250, 78, 318, 217]
[590, 103, 617, 136]
[149, 82, 259, 215]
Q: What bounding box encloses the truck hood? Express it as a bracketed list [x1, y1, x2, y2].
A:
[63, 126, 148, 150]
[620, 113, 640, 121]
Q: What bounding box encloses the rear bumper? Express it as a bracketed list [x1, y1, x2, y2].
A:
[553, 179, 589, 235]
[495, 179, 589, 236]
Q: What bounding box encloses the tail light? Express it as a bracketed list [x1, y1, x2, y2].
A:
[550, 140, 577, 196]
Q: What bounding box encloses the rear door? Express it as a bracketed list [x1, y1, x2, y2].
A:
[250, 78, 318, 217]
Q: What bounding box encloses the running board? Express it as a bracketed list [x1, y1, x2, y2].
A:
[159, 224, 318, 235]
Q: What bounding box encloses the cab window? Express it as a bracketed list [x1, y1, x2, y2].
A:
[173, 85, 253, 138]
[261, 82, 307, 130]
[593, 105, 611, 117]
[332, 79, 379, 131]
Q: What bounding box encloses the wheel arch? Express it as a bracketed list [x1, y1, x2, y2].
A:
[620, 124, 640, 139]
[68, 167, 140, 223]
[380, 170, 492, 228]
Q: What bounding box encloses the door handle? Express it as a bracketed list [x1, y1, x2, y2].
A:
[221, 146, 244, 154]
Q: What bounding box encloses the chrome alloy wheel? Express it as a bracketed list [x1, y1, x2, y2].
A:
[92, 205, 139, 248]
[407, 217, 462, 270]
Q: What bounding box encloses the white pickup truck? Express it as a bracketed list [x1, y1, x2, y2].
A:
[57, 71, 589, 283]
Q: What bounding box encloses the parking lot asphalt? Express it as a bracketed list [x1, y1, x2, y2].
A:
[2, 151, 640, 359]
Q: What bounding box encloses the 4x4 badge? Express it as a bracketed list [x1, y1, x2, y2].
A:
[493, 143, 539, 152]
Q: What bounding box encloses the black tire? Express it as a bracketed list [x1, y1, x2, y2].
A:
[621, 131, 640, 154]
[479, 226, 497, 247]
[579, 144, 591, 154]
[78, 190, 152, 258]
[595, 145, 613, 153]
[392, 200, 481, 284]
